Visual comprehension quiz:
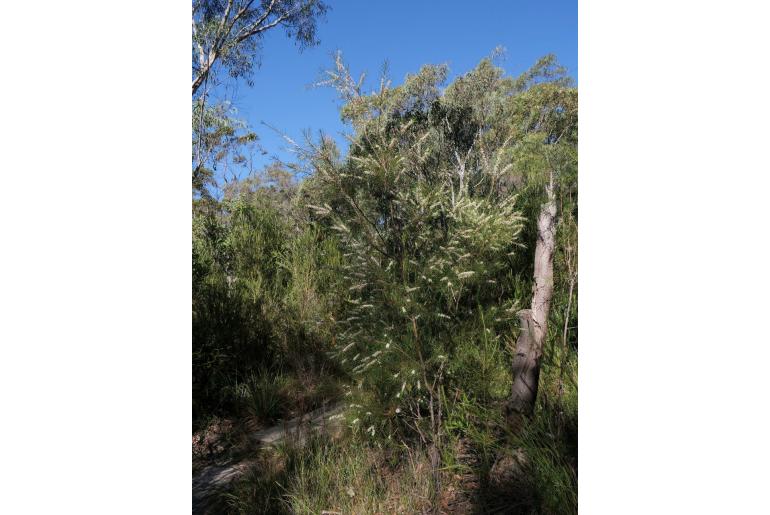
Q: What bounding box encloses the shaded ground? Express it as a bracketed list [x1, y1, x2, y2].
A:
[192, 402, 344, 514]
[192, 404, 572, 514]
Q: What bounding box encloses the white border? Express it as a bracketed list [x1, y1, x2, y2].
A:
[0, 1, 190, 513]
[1, 1, 769, 513]
[580, 1, 770, 513]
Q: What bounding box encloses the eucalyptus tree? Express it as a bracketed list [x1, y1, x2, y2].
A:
[192, 0, 328, 96]
[192, 0, 328, 198]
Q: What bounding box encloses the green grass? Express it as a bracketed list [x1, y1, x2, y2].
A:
[216, 341, 577, 515]
[232, 367, 345, 427]
[220, 432, 433, 514]
[235, 368, 287, 424]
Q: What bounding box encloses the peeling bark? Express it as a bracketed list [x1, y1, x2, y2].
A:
[531, 179, 556, 351]
[508, 309, 539, 421]
[508, 176, 556, 426]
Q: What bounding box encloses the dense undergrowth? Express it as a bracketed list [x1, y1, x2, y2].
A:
[193, 54, 577, 513]
[193, 189, 347, 429]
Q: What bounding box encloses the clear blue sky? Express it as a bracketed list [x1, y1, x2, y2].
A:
[213, 0, 577, 179]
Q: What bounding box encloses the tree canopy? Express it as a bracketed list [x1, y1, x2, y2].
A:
[192, 29, 578, 512]
[192, 0, 328, 96]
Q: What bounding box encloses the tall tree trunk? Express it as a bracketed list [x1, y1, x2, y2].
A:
[508, 175, 556, 426]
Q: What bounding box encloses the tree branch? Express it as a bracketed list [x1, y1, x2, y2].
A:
[235, 8, 293, 43]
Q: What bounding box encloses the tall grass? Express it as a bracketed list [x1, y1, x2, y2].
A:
[235, 368, 287, 424]
[221, 433, 433, 514]
[193, 195, 346, 428]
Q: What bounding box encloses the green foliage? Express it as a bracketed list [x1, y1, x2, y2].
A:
[193, 52, 578, 511]
[512, 375, 578, 514]
[235, 368, 287, 424]
[308, 52, 579, 450]
[192, 190, 344, 427]
[448, 309, 512, 402]
[192, 0, 329, 94]
[222, 433, 433, 514]
[441, 344, 578, 514]
[444, 392, 505, 463]
[192, 101, 259, 198]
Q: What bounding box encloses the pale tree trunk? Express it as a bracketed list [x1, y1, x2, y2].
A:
[508, 174, 556, 425]
[192, 55, 215, 97]
[192, 72, 207, 97]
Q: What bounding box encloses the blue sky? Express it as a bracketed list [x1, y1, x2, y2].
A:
[211, 0, 577, 180]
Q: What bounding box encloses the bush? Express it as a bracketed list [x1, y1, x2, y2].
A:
[193, 194, 346, 427]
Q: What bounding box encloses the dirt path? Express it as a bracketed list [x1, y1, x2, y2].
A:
[192, 402, 345, 514]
